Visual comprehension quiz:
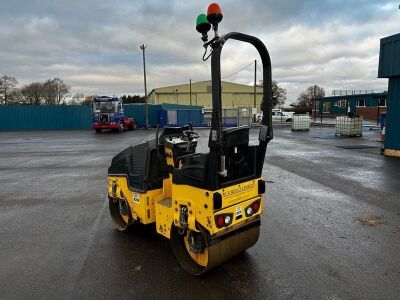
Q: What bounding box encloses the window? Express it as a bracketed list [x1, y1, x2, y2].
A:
[322, 102, 331, 113]
[378, 99, 386, 107]
[338, 100, 347, 108]
[313, 101, 319, 111]
[357, 99, 366, 107]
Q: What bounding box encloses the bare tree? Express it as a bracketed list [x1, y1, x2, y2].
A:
[42, 79, 57, 104]
[42, 78, 70, 105]
[296, 85, 325, 108]
[21, 82, 44, 105]
[81, 95, 96, 105]
[7, 88, 25, 105]
[259, 80, 287, 108]
[70, 93, 85, 104]
[0, 75, 18, 105]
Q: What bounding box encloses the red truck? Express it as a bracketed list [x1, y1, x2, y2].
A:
[92, 96, 136, 133]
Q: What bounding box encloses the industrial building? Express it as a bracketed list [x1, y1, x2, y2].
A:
[315, 92, 387, 121]
[378, 32, 400, 157]
[148, 80, 263, 109]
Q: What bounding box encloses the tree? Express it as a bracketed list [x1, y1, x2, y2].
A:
[70, 93, 85, 104]
[42, 78, 70, 105]
[0, 75, 18, 105]
[21, 82, 44, 105]
[6, 88, 24, 105]
[259, 80, 286, 109]
[296, 85, 325, 108]
[81, 95, 96, 105]
[123, 95, 145, 104]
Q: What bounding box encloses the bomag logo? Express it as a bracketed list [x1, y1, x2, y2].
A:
[222, 182, 255, 198]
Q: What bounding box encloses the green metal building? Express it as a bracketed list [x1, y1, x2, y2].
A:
[315, 92, 387, 121]
[378, 33, 400, 157]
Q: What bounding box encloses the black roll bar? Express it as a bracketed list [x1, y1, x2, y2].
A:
[208, 32, 273, 176]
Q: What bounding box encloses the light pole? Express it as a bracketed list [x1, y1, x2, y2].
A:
[140, 44, 149, 129]
[313, 84, 316, 122]
[190, 78, 192, 107]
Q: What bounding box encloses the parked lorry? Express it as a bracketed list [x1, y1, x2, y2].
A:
[92, 96, 136, 133]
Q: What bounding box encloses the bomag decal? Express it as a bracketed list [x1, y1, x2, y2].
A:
[222, 182, 255, 198]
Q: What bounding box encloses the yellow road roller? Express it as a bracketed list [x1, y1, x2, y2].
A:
[107, 3, 273, 275]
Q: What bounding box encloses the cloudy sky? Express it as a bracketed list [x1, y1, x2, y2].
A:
[0, 0, 399, 102]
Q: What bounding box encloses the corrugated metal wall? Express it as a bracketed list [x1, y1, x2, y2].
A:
[0, 105, 92, 130]
[123, 104, 161, 126]
[0, 103, 203, 130]
[385, 77, 400, 151]
[379, 33, 400, 78]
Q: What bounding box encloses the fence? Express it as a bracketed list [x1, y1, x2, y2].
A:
[0, 105, 93, 130]
[159, 109, 203, 127]
[202, 108, 252, 127]
[0, 104, 252, 130]
[0, 104, 168, 130]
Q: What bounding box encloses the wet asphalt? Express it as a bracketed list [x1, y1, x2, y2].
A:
[0, 127, 399, 300]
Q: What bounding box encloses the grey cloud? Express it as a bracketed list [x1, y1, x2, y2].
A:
[0, 0, 397, 100]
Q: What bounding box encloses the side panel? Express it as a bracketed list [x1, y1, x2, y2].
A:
[108, 176, 163, 224]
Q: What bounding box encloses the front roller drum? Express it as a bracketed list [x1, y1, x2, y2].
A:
[109, 197, 132, 231]
[170, 223, 260, 276]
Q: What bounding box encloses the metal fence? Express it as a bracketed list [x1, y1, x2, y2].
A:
[0, 105, 93, 130]
[159, 109, 203, 127]
[0, 105, 253, 130]
[0, 104, 164, 130]
[202, 108, 252, 127]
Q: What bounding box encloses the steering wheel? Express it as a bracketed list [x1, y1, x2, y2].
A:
[183, 130, 199, 140]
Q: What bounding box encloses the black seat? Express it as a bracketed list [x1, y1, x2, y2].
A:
[172, 153, 209, 189]
[223, 126, 249, 147]
[172, 126, 255, 190]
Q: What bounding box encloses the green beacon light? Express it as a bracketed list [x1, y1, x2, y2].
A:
[196, 13, 211, 42]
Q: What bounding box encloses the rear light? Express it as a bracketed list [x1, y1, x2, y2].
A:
[215, 213, 233, 228]
[245, 199, 261, 217]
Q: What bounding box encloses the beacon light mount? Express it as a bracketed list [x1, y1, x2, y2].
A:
[196, 3, 224, 61]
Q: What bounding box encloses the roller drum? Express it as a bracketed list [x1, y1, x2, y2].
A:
[171, 223, 260, 276]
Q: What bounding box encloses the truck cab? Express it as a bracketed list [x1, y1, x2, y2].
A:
[92, 96, 136, 133]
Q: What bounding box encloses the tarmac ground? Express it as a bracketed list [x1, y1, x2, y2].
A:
[0, 126, 399, 299]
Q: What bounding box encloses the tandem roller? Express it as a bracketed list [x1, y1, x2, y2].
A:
[107, 2, 273, 276]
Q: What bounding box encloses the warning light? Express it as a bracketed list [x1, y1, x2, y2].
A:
[196, 14, 211, 35]
[207, 3, 223, 25]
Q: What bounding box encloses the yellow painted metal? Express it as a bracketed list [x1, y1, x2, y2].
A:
[183, 234, 208, 267]
[165, 146, 174, 166]
[384, 148, 400, 157]
[108, 175, 264, 238]
[155, 197, 173, 238]
[171, 179, 263, 236]
[108, 176, 162, 224]
[108, 171, 264, 275]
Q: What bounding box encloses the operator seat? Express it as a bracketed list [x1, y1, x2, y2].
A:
[173, 126, 257, 190]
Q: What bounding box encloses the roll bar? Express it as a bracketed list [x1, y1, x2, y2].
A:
[208, 32, 273, 176]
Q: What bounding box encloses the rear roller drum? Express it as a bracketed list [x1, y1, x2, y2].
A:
[170, 224, 260, 276]
[109, 197, 131, 231]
